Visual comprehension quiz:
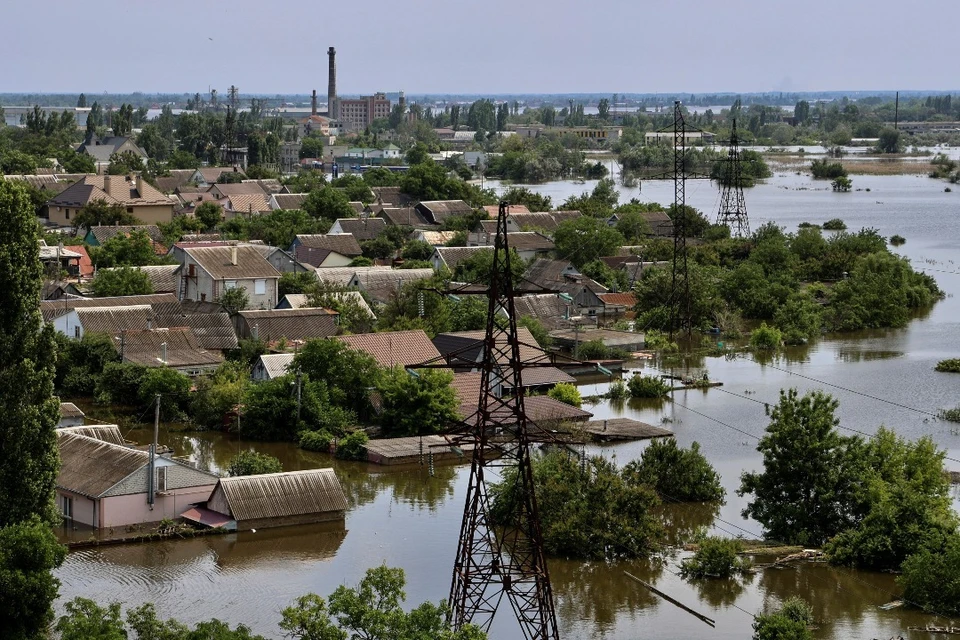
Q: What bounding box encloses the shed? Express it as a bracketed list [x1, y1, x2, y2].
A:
[58, 402, 85, 428]
[364, 435, 474, 466]
[204, 469, 348, 531]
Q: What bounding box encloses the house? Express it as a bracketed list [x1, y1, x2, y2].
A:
[69, 245, 95, 279]
[278, 292, 375, 320]
[378, 206, 431, 227]
[483, 204, 531, 217]
[208, 181, 270, 200]
[193, 167, 245, 187]
[76, 133, 148, 172]
[645, 130, 716, 145]
[315, 265, 392, 287]
[414, 200, 474, 225]
[248, 245, 313, 274]
[96, 265, 179, 294]
[40, 293, 183, 324]
[116, 327, 223, 375]
[153, 169, 198, 194]
[328, 217, 386, 241]
[177, 245, 281, 309]
[270, 193, 309, 211]
[467, 231, 555, 261]
[431, 246, 489, 272]
[52, 305, 153, 340]
[193, 469, 347, 531]
[606, 211, 674, 238]
[84, 225, 165, 247]
[46, 174, 176, 227]
[223, 193, 272, 218]
[508, 210, 582, 233]
[519, 259, 608, 316]
[409, 229, 460, 247]
[38, 241, 82, 274]
[370, 186, 413, 207]
[548, 328, 646, 353]
[348, 268, 434, 305]
[290, 234, 363, 258]
[510, 293, 585, 331]
[337, 330, 441, 368]
[56, 431, 219, 530]
[252, 353, 295, 381]
[234, 308, 339, 342]
[458, 394, 592, 429]
[595, 292, 638, 323]
[59, 403, 85, 428]
[155, 310, 238, 353]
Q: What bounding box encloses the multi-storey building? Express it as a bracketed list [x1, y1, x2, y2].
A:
[336, 92, 391, 131]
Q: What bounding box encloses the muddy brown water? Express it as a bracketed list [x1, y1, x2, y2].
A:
[57, 173, 960, 638]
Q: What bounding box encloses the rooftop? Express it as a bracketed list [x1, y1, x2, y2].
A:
[337, 330, 441, 368]
[213, 469, 348, 521]
[184, 245, 281, 280]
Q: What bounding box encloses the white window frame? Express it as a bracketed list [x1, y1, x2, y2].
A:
[62, 495, 73, 519]
[156, 466, 168, 492]
[254, 279, 266, 295]
[224, 280, 238, 290]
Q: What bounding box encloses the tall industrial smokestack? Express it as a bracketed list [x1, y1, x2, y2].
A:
[311, 90, 317, 116]
[327, 47, 337, 120]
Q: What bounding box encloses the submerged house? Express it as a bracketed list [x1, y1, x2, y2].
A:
[56, 430, 219, 529]
[188, 469, 348, 531]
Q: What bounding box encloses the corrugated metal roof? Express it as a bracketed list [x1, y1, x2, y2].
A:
[76, 305, 152, 334]
[40, 294, 182, 323]
[217, 469, 348, 521]
[237, 308, 339, 342]
[156, 312, 238, 351]
[315, 265, 391, 286]
[57, 431, 149, 498]
[434, 246, 489, 270]
[57, 424, 125, 446]
[333, 217, 386, 241]
[119, 327, 224, 368]
[257, 353, 295, 379]
[186, 246, 281, 280]
[295, 234, 363, 257]
[88, 225, 164, 245]
[272, 193, 308, 210]
[352, 268, 434, 304]
[59, 402, 84, 419]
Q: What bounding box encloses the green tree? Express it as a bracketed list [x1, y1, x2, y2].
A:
[490, 451, 663, 560]
[191, 361, 250, 429]
[293, 339, 381, 413]
[405, 142, 431, 165]
[899, 533, 960, 616]
[627, 374, 670, 399]
[89, 231, 162, 268]
[279, 271, 318, 297]
[0, 180, 64, 637]
[299, 136, 324, 160]
[218, 287, 249, 315]
[597, 98, 610, 120]
[107, 150, 145, 175]
[614, 209, 653, 243]
[553, 217, 624, 268]
[55, 598, 126, 640]
[400, 240, 434, 262]
[138, 368, 192, 421]
[0, 150, 40, 174]
[280, 566, 487, 640]
[679, 536, 751, 578]
[739, 389, 862, 546]
[624, 439, 724, 502]
[303, 186, 355, 222]
[195, 201, 224, 230]
[752, 597, 814, 640]
[377, 367, 459, 436]
[91, 266, 155, 297]
[227, 451, 283, 477]
[304, 283, 376, 334]
[72, 199, 139, 231]
[547, 382, 582, 407]
[876, 127, 902, 153]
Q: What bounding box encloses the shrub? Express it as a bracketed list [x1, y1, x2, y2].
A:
[624, 439, 725, 502]
[607, 379, 629, 400]
[576, 339, 610, 360]
[937, 406, 960, 423]
[752, 598, 814, 640]
[899, 533, 960, 616]
[226, 451, 283, 477]
[547, 383, 582, 407]
[934, 359, 960, 373]
[750, 322, 782, 350]
[889, 234, 906, 246]
[335, 430, 369, 461]
[822, 218, 847, 231]
[831, 176, 852, 192]
[298, 430, 333, 452]
[680, 536, 751, 578]
[627, 374, 670, 399]
[810, 159, 847, 179]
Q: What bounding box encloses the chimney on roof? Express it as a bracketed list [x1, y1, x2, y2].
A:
[135, 174, 144, 197]
[230, 246, 238, 265]
[311, 90, 317, 116]
[103, 174, 112, 194]
[327, 47, 337, 120]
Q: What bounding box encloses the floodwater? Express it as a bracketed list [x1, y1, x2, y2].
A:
[56, 172, 960, 638]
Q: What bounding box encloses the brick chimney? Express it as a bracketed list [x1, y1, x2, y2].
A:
[135, 174, 144, 197]
[311, 90, 317, 116]
[103, 174, 112, 195]
[230, 246, 238, 265]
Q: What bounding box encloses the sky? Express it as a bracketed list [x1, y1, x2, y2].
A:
[3, 0, 959, 96]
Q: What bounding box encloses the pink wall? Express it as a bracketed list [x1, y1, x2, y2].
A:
[58, 490, 96, 528]
[101, 485, 216, 529]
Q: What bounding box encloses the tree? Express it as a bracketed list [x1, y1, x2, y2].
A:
[453, 247, 524, 287]
[0, 180, 65, 636]
[0, 150, 40, 174]
[679, 536, 751, 579]
[794, 100, 810, 125]
[305, 284, 376, 335]
[279, 271, 318, 297]
[752, 597, 814, 640]
[877, 127, 901, 153]
[377, 367, 459, 436]
[738, 389, 862, 547]
[91, 266, 155, 296]
[107, 150, 144, 175]
[195, 201, 224, 230]
[597, 98, 610, 120]
[138, 368, 192, 421]
[279, 566, 487, 640]
[489, 451, 663, 560]
[553, 217, 624, 268]
[55, 598, 126, 640]
[400, 239, 434, 262]
[614, 209, 653, 243]
[624, 439, 724, 502]
[293, 339, 381, 413]
[500, 187, 552, 213]
[89, 231, 162, 268]
[241, 373, 350, 441]
[547, 382, 582, 407]
[899, 533, 960, 616]
[831, 176, 852, 192]
[227, 451, 283, 477]
[218, 287, 249, 315]
[73, 199, 139, 231]
[299, 136, 324, 160]
[303, 186, 355, 222]
[405, 142, 431, 165]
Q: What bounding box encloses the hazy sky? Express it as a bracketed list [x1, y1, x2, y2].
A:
[4, 0, 959, 95]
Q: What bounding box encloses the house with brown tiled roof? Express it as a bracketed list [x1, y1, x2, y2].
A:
[154, 169, 198, 194]
[337, 330, 441, 369]
[482, 203, 532, 216]
[378, 206, 431, 228]
[176, 245, 281, 309]
[224, 193, 272, 219]
[234, 308, 339, 343]
[46, 174, 176, 227]
[40, 293, 183, 323]
[269, 193, 309, 211]
[194, 167, 245, 186]
[290, 234, 363, 258]
[414, 200, 474, 225]
[208, 182, 270, 199]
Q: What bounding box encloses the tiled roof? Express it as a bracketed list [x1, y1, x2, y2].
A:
[433, 246, 489, 271]
[198, 167, 243, 183]
[348, 201, 365, 214]
[48, 175, 172, 208]
[294, 246, 337, 267]
[40, 294, 182, 323]
[118, 327, 223, 368]
[185, 246, 281, 280]
[483, 204, 531, 216]
[71, 245, 95, 278]
[597, 292, 637, 307]
[272, 193, 308, 210]
[156, 312, 238, 351]
[237, 308, 339, 342]
[471, 231, 555, 252]
[86, 225, 165, 245]
[154, 170, 195, 193]
[332, 217, 387, 241]
[378, 207, 430, 227]
[415, 200, 474, 224]
[212, 182, 267, 196]
[433, 327, 546, 368]
[460, 395, 592, 427]
[337, 330, 441, 368]
[371, 186, 413, 206]
[295, 234, 363, 257]
[242, 179, 283, 194]
[450, 372, 483, 408]
[226, 193, 272, 214]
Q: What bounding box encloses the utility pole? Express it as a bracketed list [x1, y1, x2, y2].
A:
[295, 367, 303, 427]
[148, 394, 160, 508]
[716, 118, 750, 238]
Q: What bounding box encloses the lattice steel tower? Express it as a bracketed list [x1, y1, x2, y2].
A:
[442, 201, 560, 639]
[670, 101, 693, 338]
[716, 118, 750, 237]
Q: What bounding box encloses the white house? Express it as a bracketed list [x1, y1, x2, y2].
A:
[177, 245, 281, 309]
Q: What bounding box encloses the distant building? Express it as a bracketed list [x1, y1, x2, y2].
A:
[76, 133, 148, 173]
[645, 130, 716, 145]
[46, 174, 175, 227]
[337, 93, 391, 131]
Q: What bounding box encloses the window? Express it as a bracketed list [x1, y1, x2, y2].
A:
[156, 466, 168, 492]
[126, 207, 134, 213]
[224, 280, 237, 290]
[61, 495, 73, 519]
[74, 326, 81, 339]
[65, 209, 70, 220]
[254, 279, 266, 295]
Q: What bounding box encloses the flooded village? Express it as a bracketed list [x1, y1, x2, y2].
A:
[2, 7, 960, 638]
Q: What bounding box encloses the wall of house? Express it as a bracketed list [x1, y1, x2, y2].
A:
[100, 485, 217, 528]
[180, 256, 216, 303]
[318, 253, 353, 268]
[235, 510, 344, 532]
[129, 205, 175, 225]
[57, 490, 96, 528]
[52, 310, 83, 339]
